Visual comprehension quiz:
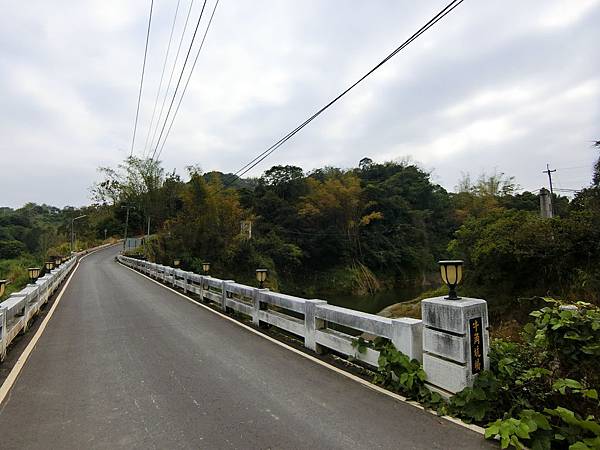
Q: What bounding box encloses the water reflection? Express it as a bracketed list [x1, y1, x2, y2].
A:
[321, 287, 422, 314]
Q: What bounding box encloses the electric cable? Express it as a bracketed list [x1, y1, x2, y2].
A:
[147, 0, 197, 157]
[155, 0, 220, 161]
[130, 0, 155, 157]
[142, 0, 182, 158]
[220, 0, 465, 189]
[150, 0, 209, 161]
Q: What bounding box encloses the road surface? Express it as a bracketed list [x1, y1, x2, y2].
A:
[0, 245, 493, 449]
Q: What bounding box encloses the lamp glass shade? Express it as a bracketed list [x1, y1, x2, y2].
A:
[438, 260, 463, 300]
[202, 262, 210, 273]
[0, 280, 6, 297]
[45, 262, 54, 271]
[28, 267, 40, 281]
[255, 269, 267, 283]
[173, 259, 180, 267]
[442, 264, 461, 285]
[439, 261, 463, 285]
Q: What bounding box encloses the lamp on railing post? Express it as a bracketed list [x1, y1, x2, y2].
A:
[173, 259, 181, 268]
[0, 279, 7, 297]
[45, 261, 54, 273]
[438, 260, 463, 300]
[54, 257, 61, 268]
[255, 269, 268, 289]
[28, 267, 41, 284]
[202, 262, 210, 275]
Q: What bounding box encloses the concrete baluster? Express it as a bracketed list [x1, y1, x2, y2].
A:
[390, 318, 423, 363]
[251, 288, 269, 326]
[0, 307, 6, 362]
[221, 280, 234, 311]
[304, 299, 327, 353]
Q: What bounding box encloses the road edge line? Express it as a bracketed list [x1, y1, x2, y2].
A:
[0, 246, 114, 407]
[118, 262, 485, 436]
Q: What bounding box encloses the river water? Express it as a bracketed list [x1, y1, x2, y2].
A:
[320, 286, 423, 315]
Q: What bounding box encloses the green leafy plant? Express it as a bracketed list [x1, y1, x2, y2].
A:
[352, 337, 443, 406]
[446, 299, 600, 449]
[553, 379, 598, 401]
[544, 406, 600, 450]
[528, 299, 600, 385]
[449, 371, 502, 422]
[485, 409, 552, 450]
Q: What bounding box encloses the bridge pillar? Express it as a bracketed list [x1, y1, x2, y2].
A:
[421, 296, 489, 396]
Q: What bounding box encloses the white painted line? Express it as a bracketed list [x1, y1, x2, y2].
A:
[0, 245, 116, 407]
[119, 261, 485, 436]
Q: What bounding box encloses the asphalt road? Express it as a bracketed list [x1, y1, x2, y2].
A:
[0, 245, 493, 449]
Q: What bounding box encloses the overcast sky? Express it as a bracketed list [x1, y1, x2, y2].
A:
[1, 0, 599, 208]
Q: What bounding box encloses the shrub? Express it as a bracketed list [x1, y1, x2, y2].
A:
[450, 299, 600, 449]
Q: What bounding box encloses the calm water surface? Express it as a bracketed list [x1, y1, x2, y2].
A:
[322, 287, 423, 314]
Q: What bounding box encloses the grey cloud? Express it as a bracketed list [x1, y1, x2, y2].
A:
[0, 0, 598, 208]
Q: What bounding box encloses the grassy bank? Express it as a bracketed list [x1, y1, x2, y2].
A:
[0, 255, 44, 301]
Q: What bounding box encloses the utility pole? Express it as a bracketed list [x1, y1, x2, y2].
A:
[543, 164, 556, 215]
[70, 215, 87, 253]
[122, 205, 135, 251]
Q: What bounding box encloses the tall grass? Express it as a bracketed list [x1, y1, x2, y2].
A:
[0, 255, 43, 300]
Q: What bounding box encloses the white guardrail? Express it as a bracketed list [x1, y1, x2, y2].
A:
[0, 243, 115, 362]
[0, 256, 76, 361]
[118, 256, 423, 366]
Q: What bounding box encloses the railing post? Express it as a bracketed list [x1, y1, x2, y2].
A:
[304, 299, 327, 353]
[221, 280, 234, 311]
[390, 318, 423, 363]
[0, 307, 6, 362]
[252, 288, 269, 326]
[182, 272, 188, 293]
[198, 275, 205, 301]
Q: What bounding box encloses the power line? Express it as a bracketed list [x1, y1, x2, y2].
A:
[220, 0, 465, 190]
[555, 165, 591, 171]
[130, 0, 155, 157]
[150, 0, 209, 162]
[142, 0, 182, 158]
[155, 0, 220, 161]
[554, 188, 580, 192]
[147, 0, 197, 158]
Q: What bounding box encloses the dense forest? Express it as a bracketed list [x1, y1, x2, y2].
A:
[86, 146, 600, 316]
[2, 147, 599, 317]
[0, 203, 116, 298]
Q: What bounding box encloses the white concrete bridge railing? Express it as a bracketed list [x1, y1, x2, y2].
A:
[119, 255, 489, 396]
[0, 257, 76, 361]
[0, 243, 115, 362]
[118, 256, 424, 366]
